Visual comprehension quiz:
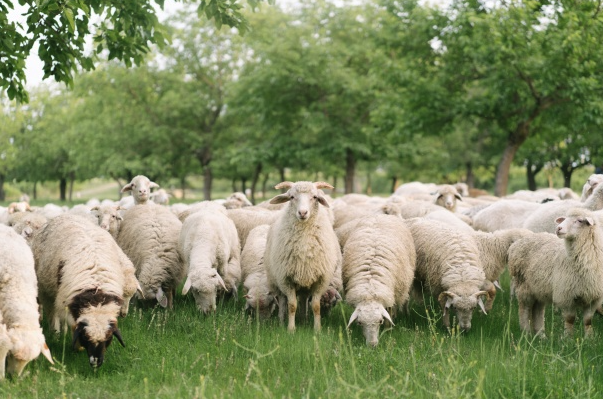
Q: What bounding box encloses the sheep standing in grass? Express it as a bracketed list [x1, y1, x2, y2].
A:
[0, 225, 53, 378]
[240, 224, 277, 319]
[120, 175, 160, 206]
[405, 218, 489, 332]
[264, 181, 342, 332]
[342, 215, 416, 347]
[31, 214, 133, 368]
[117, 204, 184, 309]
[179, 211, 241, 314]
[508, 208, 603, 337]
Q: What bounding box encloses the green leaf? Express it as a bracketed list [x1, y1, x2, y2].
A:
[64, 8, 75, 32]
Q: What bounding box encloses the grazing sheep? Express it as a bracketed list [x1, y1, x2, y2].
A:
[472, 228, 533, 311]
[405, 218, 489, 332]
[240, 225, 276, 319]
[508, 208, 603, 337]
[117, 204, 185, 309]
[179, 211, 241, 314]
[264, 181, 342, 332]
[523, 183, 603, 234]
[31, 214, 134, 368]
[342, 215, 416, 347]
[227, 207, 280, 249]
[472, 199, 542, 232]
[120, 175, 160, 206]
[0, 225, 54, 378]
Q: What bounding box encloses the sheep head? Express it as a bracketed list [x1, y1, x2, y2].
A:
[438, 290, 488, 332]
[347, 302, 394, 347]
[6, 327, 53, 377]
[244, 288, 277, 320]
[433, 185, 462, 212]
[269, 181, 333, 221]
[555, 208, 596, 240]
[182, 271, 227, 314]
[120, 175, 159, 205]
[91, 205, 123, 238]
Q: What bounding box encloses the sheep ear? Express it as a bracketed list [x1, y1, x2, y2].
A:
[113, 328, 126, 347]
[149, 181, 160, 189]
[182, 277, 192, 295]
[72, 323, 85, 350]
[41, 342, 54, 364]
[314, 181, 334, 190]
[380, 306, 394, 326]
[91, 206, 100, 211]
[274, 181, 294, 190]
[473, 291, 489, 315]
[438, 291, 455, 309]
[136, 282, 144, 299]
[584, 217, 595, 226]
[455, 193, 463, 201]
[316, 195, 330, 208]
[156, 287, 168, 308]
[121, 183, 133, 193]
[493, 280, 503, 291]
[270, 194, 291, 205]
[216, 274, 228, 291]
[555, 217, 566, 224]
[347, 308, 360, 328]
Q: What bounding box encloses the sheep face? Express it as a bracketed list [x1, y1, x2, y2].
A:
[269, 181, 333, 221]
[182, 272, 227, 314]
[121, 175, 159, 205]
[91, 205, 123, 237]
[244, 288, 277, 319]
[555, 212, 595, 239]
[434, 186, 462, 211]
[72, 317, 124, 368]
[438, 291, 488, 332]
[347, 302, 394, 347]
[6, 328, 53, 377]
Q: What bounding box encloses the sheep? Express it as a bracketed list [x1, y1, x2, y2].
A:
[178, 200, 229, 223]
[179, 211, 241, 314]
[117, 204, 185, 309]
[91, 204, 123, 239]
[471, 228, 533, 311]
[34, 203, 67, 220]
[31, 215, 141, 368]
[120, 175, 159, 206]
[7, 201, 31, 214]
[223, 192, 253, 209]
[226, 207, 280, 249]
[433, 184, 463, 213]
[580, 174, 603, 201]
[471, 199, 543, 232]
[405, 218, 489, 332]
[149, 188, 171, 205]
[7, 211, 48, 241]
[0, 225, 54, 378]
[342, 215, 416, 347]
[240, 224, 277, 319]
[523, 183, 603, 234]
[508, 208, 603, 337]
[264, 181, 342, 332]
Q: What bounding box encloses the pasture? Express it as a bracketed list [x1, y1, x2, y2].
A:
[1, 272, 601, 399]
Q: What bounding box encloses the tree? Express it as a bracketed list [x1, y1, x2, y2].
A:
[1, 0, 271, 103]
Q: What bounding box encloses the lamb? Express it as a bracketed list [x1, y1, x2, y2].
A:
[179, 211, 241, 314]
[120, 175, 160, 205]
[30, 214, 136, 368]
[264, 181, 342, 332]
[508, 207, 603, 337]
[240, 224, 277, 319]
[405, 218, 489, 332]
[117, 204, 185, 309]
[472, 228, 533, 311]
[522, 183, 603, 233]
[0, 225, 54, 378]
[342, 215, 416, 347]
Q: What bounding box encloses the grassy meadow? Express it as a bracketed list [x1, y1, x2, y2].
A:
[1, 271, 602, 399]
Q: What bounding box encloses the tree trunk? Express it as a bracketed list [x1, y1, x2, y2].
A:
[560, 161, 573, 188]
[241, 178, 247, 196]
[331, 176, 338, 196]
[365, 170, 372, 195]
[231, 178, 237, 193]
[494, 123, 532, 196]
[110, 173, 124, 199]
[279, 168, 286, 185]
[261, 173, 270, 200]
[196, 147, 213, 201]
[344, 149, 356, 194]
[391, 176, 398, 194]
[59, 178, 67, 201]
[180, 175, 186, 200]
[0, 174, 5, 201]
[68, 171, 75, 202]
[465, 162, 474, 189]
[33, 181, 37, 200]
[250, 162, 262, 205]
[526, 159, 542, 191]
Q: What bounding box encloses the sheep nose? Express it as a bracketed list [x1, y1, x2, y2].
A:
[298, 210, 308, 218]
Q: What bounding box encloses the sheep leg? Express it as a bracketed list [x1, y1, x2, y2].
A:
[531, 302, 546, 338]
[167, 288, 174, 310]
[483, 281, 497, 313]
[583, 306, 596, 337]
[562, 311, 576, 337]
[0, 345, 8, 380]
[311, 294, 321, 332]
[518, 301, 533, 335]
[277, 294, 287, 324]
[285, 291, 297, 332]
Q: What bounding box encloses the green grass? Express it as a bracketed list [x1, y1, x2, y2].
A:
[2, 272, 603, 398]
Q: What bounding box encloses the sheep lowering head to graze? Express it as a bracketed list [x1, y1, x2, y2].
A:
[432, 184, 463, 212]
[265, 181, 342, 332]
[120, 175, 159, 205]
[509, 207, 603, 338]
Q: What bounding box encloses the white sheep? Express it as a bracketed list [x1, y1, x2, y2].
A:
[240, 224, 277, 319]
[342, 215, 416, 347]
[179, 210, 241, 314]
[405, 218, 489, 332]
[522, 183, 603, 233]
[149, 188, 171, 205]
[471, 199, 543, 232]
[433, 184, 463, 213]
[223, 192, 253, 209]
[0, 225, 54, 378]
[472, 228, 533, 311]
[7, 211, 48, 241]
[508, 207, 603, 337]
[226, 207, 280, 249]
[117, 204, 185, 309]
[91, 204, 123, 239]
[264, 181, 342, 332]
[120, 175, 159, 206]
[580, 174, 603, 201]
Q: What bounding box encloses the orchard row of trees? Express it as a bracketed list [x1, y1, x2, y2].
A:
[1, 0, 603, 202]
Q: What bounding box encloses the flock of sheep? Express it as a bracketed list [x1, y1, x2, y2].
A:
[2, 173, 603, 378]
